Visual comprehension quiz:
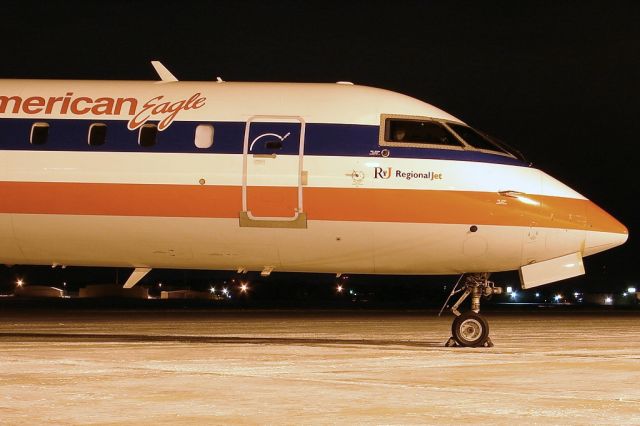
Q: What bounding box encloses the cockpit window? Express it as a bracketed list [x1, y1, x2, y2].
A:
[384, 119, 462, 147]
[447, 123, 509, 154]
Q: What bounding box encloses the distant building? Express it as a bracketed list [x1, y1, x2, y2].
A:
[79, 284, 148, 299]
[14, 286, 64, 298]
[161, 290, 220, 300]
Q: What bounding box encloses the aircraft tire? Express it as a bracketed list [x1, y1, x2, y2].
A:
[451, 312, 489, 347]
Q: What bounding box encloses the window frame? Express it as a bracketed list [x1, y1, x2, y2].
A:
[138, 123, 158, 147]
[379, 114, 466, 151]
[379, 114, 517, 159]
[30, 122, 50, 145]
[87, 123, 108, 146]
[194, 123, 214, 149]
[443, 122, 512, 157]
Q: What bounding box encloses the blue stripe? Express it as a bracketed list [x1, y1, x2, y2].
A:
[0, 118, 526, 166]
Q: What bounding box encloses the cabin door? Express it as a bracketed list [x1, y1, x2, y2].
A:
[241, 116, 307, 228]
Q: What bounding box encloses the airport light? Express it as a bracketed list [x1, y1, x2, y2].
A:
[210, 286, 216, 294]
[506, 286, 513, 294]
[554, 294, 562, 302]
[628, 287, 636, 294]
[605, 296, 613, 304]
[336, 285, 343, 293]
[16, 279, 23, 287]
[510, 291, 518, 299]
[239, 283, 249, 293]
[623, 292, 628, 296]
[535, 292, 540, 298]
[222, 287, 229, 296]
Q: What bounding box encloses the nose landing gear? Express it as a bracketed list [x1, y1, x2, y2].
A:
[440, 273, 503, 347]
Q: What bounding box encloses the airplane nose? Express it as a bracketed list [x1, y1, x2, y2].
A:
[584, 201, 628, 256]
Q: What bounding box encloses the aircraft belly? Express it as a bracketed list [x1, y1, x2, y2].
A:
[372, 223, 524, 274]
[7, 213, 525, 273]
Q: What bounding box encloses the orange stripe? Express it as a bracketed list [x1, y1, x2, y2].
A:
[0, 181, 620, 232]
[587, 201, 628, 235]
[0, 182, 241, 218]
[305, 187, 589, 229]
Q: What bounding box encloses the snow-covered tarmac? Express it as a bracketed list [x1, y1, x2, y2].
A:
[1, 310, 639, 424]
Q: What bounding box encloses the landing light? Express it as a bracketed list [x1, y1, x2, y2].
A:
[535, 292, 540, 298]
[510, 291, 518, 299]
[554, 294, 562, 302]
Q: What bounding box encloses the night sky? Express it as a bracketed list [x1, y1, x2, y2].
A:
[1, 1, 638, 297]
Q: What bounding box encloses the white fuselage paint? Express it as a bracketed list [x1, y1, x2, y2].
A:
[0, 79, 628, 280]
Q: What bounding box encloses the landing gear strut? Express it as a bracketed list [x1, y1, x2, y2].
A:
[440, 273, 503, 347]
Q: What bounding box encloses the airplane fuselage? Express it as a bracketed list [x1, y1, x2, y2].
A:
[0, 79, 628, 286]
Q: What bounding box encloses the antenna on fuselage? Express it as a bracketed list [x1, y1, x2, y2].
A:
[151, 60, 179, 82]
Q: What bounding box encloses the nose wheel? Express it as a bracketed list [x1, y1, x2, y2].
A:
[441, 273, 502, 347]
[451, 312, 489, 347]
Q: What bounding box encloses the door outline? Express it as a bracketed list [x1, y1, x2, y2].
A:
[240, 115, 307, 228]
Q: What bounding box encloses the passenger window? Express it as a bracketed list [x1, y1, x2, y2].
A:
[88, 123, 107, 146]
[384, 119, 461, 147]
[194, 124, 214, 148]
[139, 124, 158, 147]
[30, 122, 49, 145]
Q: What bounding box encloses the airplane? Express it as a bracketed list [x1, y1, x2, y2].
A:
[0, 62, 628, 347]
